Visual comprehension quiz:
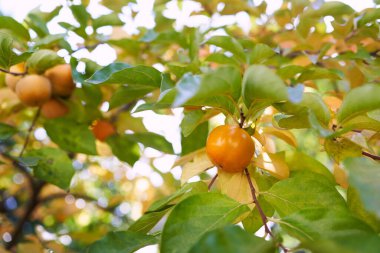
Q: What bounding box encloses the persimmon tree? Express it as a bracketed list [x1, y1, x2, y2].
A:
[1, 0, 380, 252]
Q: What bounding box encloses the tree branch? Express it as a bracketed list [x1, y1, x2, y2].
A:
[0, 68, 27, 76]
[5, 181, 46, 250]
[244, 168, 288, 253]
[208, 174, 218, 190]
[362, 151, 380, 161]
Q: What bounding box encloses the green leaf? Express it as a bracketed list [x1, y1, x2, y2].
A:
[341, 115, 380, 132]
[249, 43, 275, 64]
[70, 4, 90, 28]
[26, 49, 64, 74]
[274, 92, 331, 126]
[0, 16, 30, 41]
[284, 151, 334, 182]
[26, 147, 75, 189]
[297, 67, 341, 82]
[358, 8, 380, 27]
[242, 65, 288, 107]
[277, 65, 305, 80]
[128, 207, 171, 234]
[189, 225, 275, 253]
[127, 132, 174, 154]
[0, 123, 17, 141]
[93, 13, 124, 30]
[160, 193, 250, 253]
[148, 181, 208, 212]
[0, 33, 18, 69]
[87, 231, 158, 253]
[106, 135, 140, 166]
[206, 36, 246, 62]
[337, 84, 380, 124]
[109, 86, 155, 110]
[173, 66, 241, 107]
[181, 110, 208, 137]
[281, 208, 374, 242]
[44, 119, 97, 155]
[304, 2, 354, 18]
[347, 187, 380, 232]
[26, 12, 49, 37]
[242, 196, 274, 233]
[181, 121, 208, 155]
[87, 63, 162, 87]
[264, 171, 346, 217]
[204, 53, 240, 66]
[343, 157, 380, 218]
[129, 182, 208, 233]
[304, 234, 380, 253]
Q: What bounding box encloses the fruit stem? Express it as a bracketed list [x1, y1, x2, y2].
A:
[244, 168, 288, 253]
[239, 108, 246, 128]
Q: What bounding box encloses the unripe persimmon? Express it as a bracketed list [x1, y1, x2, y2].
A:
[5, 63, 26, 91]
[15, 75, 52, 106]
[44, 64, 75, 97]
[206, 125, 254, 173]
[91, 120, 116, 141]
[41, 99, 69, 119]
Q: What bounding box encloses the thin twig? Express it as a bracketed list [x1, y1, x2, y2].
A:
[19, 107, 41, 157]
[244, 168, 288, 253]
[362, 151, 380, 161]
[0, 68, 27, 76]
[208, 174, 218, 190]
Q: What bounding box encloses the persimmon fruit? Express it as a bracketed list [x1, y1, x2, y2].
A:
[41, 99, 69, 119]
[206, 125, 254, 173]
[44, 64, 75, 97]
[5, 63, 26, 91]
[91, 120, 116, 141]
[15, 75, 52, 106]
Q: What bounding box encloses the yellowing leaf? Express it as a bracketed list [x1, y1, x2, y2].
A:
[253, 131, 266, 146]
[262, 127, 297, 147]
[254, 152, 290, 179]
[341, 132, 370, 151]
[334, 164, 348, 189]
[324, 138, 362, 162]
[173, 148, 206, 167]
[217, 169, 257, 205]
[180, 149, 214, 184]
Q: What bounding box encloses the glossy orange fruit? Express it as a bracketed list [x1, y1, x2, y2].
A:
[91, 120, 116, 141]
[41, 99, 69, 119]
[206, 125, 254, 173]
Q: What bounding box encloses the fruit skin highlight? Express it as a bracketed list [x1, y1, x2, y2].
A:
[44, 64, 75, 97]
[41, 99, 69, 119]
[5, 63, 26, 91]
[15, 75, 52, 106]
[206, 125, 255, 173]
[91, 120, 116, 142]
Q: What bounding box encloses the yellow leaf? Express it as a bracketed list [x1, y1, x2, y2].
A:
[253, 131, 266, 147]
[334, 164, 348, 189]
[173, 148, 206, 167]
[180, 149, 214, 184]
[262, 127, 297, 147]
[254, 152, 290, 179]
[217, 169, 257, 206]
